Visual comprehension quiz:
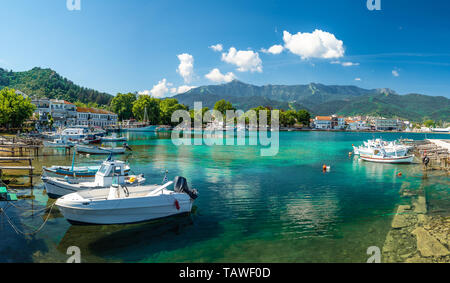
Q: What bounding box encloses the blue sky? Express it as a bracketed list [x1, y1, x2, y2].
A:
[1, 0, 450, 98]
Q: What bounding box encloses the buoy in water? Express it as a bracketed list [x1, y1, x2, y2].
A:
[397, 172, 402, 177]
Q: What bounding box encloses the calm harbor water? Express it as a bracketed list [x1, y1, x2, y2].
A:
[1, 131, 449, 263]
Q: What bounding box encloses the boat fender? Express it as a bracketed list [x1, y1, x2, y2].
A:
[174, 199, 180, 210]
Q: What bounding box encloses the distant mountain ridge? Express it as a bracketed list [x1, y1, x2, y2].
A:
[1, 67, 447, 122]
[174, 80, 449, 122]
[0, 67, 113, 105]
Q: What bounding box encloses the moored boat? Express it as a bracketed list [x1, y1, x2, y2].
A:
[42, 160, 144, 198]
[75, 144, 127, 154]
[43, 138, 75, 148]
[42, 164, 131, 181]
[359, 154, 414, 164]
[55, 176, 198, 225]
[101, 136, 127, 142]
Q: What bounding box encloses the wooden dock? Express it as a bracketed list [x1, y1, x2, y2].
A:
[0, 156, 35, 186]
[407, 139, 450, 171]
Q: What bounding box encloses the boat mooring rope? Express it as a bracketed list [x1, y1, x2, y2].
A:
[0, 202, 56, 236]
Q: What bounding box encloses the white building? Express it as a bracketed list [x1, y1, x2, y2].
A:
[374, 118, 401, 131]
[31, 98, 118, 129]
[314, 116, 332, 129]
[31, 98, 77, 129]
[76, 107, 118, 127]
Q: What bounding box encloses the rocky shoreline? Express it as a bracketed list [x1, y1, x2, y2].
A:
[382, 178, 450, 263]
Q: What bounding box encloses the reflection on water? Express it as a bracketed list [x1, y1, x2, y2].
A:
[57, 214, 197, 262]
[1, 131, 449, 262]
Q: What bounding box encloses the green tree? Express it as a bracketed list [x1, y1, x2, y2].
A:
[296, 109, 311, 126]
[0, 87, 35, 130]
[132, 95, 161, 124]
[47, 113, 54, 129]
[159, 98, 188, 125]
[190, 107, 209, 125]
[251, 106, 272, 125]
[110, 92, 137, 121]
[214, 99, 235, 116]
[423, 119, 435, 128]
[280, 110, 298, 127]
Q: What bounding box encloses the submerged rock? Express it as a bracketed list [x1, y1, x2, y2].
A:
[412, 227, 449, 257]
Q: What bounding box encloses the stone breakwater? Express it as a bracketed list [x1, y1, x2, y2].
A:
[382, 184, 450, 263]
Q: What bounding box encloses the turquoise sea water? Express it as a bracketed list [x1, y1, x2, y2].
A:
[1, 131, 448, 262]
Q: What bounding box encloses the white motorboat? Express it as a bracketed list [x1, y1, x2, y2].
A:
[55, 176, 198, 225]
[123, 125, 158, 132]
[43, 138, 75, 148]
[43, 164, 131, 181]
[75, 144, 128, 154]
[359, 154, 414, 164]
[101, 136, 127, 142]
[42, 160, 144, 198]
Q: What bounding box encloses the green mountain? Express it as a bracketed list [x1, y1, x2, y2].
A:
[174, 80, 449, 122]
[0, 67, 113, 105]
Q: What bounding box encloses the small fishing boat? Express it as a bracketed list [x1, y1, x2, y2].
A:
[75, 144, 129, 155]
[55, 176, 198, 225]
[360, 154, 414, 163]
[101, 136, 127, 142]
[43, 138, 75, 148]
[81, 137, 102, 144]
[123, 125, 158, 132]
[43, 164, 131, 181]
[359, 153, 414, 164]
[42, 160, 144, 198]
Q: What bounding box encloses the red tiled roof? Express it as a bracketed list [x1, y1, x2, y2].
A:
[315, 116, 332, 121]
[76, 107, 115, 115]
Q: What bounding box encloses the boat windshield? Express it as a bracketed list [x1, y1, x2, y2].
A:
[98, 165, 108, 175]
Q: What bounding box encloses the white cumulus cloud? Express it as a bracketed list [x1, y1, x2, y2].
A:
[283, 29, 344, 59]
[139, 78, 173, 98]
[262, 44, 284, 54]
[205, 68, 236, 83]
[392, 70, 399, 77]
[210, 44, 223, 52]
[221, 47, 262, 72]
[177, 53, 194, 83]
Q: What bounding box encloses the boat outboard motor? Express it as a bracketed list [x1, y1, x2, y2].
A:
[174, 176, 198, 200]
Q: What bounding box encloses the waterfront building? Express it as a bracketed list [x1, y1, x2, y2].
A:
[31, 98, 77, 129]
[332, 115, 346, 130]
[31, 98, 118, 129]
[374, 118, 401, 131]
[314, 116, 332, 129]
[76, 107, 118, 127]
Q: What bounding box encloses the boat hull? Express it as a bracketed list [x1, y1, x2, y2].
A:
[122, 125, 158, 132]
[76, 145, 125, 155]
[43, 177, 98, 198]
[360, 155, 414, 164]
[56, 194, 193, 225]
